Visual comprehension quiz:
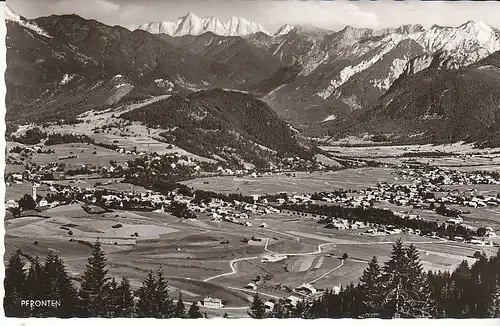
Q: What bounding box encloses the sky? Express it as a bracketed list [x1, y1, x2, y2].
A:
[7, 0, 500, 33]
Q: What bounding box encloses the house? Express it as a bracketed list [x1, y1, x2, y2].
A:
[244, 283, 257, 290]
[5, 199, 19, 209]
[295, 283, 317, 295]
[264, 301, 275, 311]
[470, 239, 485, 246]
[203, 297, 223, 309]
[286, 296, 300, 307]
[261, 254, 287, 263]
[38, 198, 49, 208]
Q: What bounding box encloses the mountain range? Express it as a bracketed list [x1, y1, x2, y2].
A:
[134, 12, 270, 37]
[5, 5, 500, 148]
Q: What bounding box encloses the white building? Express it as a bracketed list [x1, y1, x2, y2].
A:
[203, 297, 223, 309]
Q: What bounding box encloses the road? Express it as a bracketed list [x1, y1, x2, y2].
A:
[309, 259, 344, 284]
[264, 238, 336, 256]
[203, 256, 260, 282]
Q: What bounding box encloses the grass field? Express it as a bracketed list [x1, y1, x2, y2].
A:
[183, 168, 399, 195]
[6, 200, 498, 314]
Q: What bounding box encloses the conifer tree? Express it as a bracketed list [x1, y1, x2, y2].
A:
[25, 256, 45, 316]
[174, 293, 186, 318]
[42, 250, 78, 317]
[4, 250, 29, 317]
[155, 268, 174, 318]
[488, 279, 500, 318]
[248, 292, 266, 318]
[271, 301, 288, 318]
[379, 238, 410, 317]
[293, 300, 306, 318]
[358, 256, 382, 315]
[114, 277, 135, 317]
[79, 240, 111, 317]
[136, 270, 156, 317]
[223, 312, 229, 318]
[187, 301, 203, 318]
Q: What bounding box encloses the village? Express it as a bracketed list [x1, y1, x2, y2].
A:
[4, 139, 500, 315]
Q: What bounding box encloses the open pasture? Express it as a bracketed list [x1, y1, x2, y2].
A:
[6, 202, 499, 308]
[29, 143, 133, 167]
[183, 168, 399, 195]
[5, 182, 51, 201]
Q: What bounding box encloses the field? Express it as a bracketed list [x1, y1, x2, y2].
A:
[321, 142, 500, 172]
[6, 199, 497, 318]
[183, 168, 400, 195]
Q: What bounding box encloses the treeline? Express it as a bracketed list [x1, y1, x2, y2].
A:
[281, 203, 478, 239]
[4, 241, 205, 318]
[11, 128, 47, 145]
[10, 129, 121, 151]
[247, 240, 500, 319]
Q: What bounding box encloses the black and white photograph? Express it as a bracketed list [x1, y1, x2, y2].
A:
[3, 0, 500, 320]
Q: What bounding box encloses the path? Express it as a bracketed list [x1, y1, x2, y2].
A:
[264, 238, 336, 256]
[309, 259, 345, 284]
[203, 256, 260, 282]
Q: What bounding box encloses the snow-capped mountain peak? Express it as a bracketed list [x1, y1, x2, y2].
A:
[274, 24, 295, 36]
[136, 13, 270, 37]
[5, 5, 52, 38]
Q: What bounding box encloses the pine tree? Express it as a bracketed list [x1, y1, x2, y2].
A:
[358, 256, 382, 315]
[114, 277, 135, 317]
[42, 251, 78, 317]
[4, 250, 29, 317]
[79, 240, 111, 317]
[187, 301, 203, 318]
[223, 312, 229, 318]
[271, 301, 288, 318]
[488, 279, 500, 317]
[136, 270, 156, 317]
[379, 238, 410, 318]
[25, 256, 45, 316]
[155, 268, 174, 318]
[174, 293, 186, 318]
[293, 300, 306, 318]
[248, 292, 266, 318]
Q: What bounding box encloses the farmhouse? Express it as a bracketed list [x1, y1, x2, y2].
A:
[261, 254, 287, 263]
[244, 283, 257, 290]
[264, 301, 275, 311]
[295, 283, 317, 295]
[203, 297, 223, 309]
[286, 296, 300, 307]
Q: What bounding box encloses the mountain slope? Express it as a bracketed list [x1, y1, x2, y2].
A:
[328, 51, 500, 144]
[119, 89, 313, 168]
[5, 9, 269, 124]
[251, 22, 500, 128]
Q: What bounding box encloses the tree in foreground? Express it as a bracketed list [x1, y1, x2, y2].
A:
[488, 279, 500, 318]
[187, 301, 203, 318]
[79, 240, 111, 317]
[358, 256, 382, 316]
[4, 250, 29, 317]
[248, 292, 267, 319]
[109, 277, 134, 317]
[378, 239, 436, 318]
[174, 293, 186, 318]
[41, 251, 78, 317]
